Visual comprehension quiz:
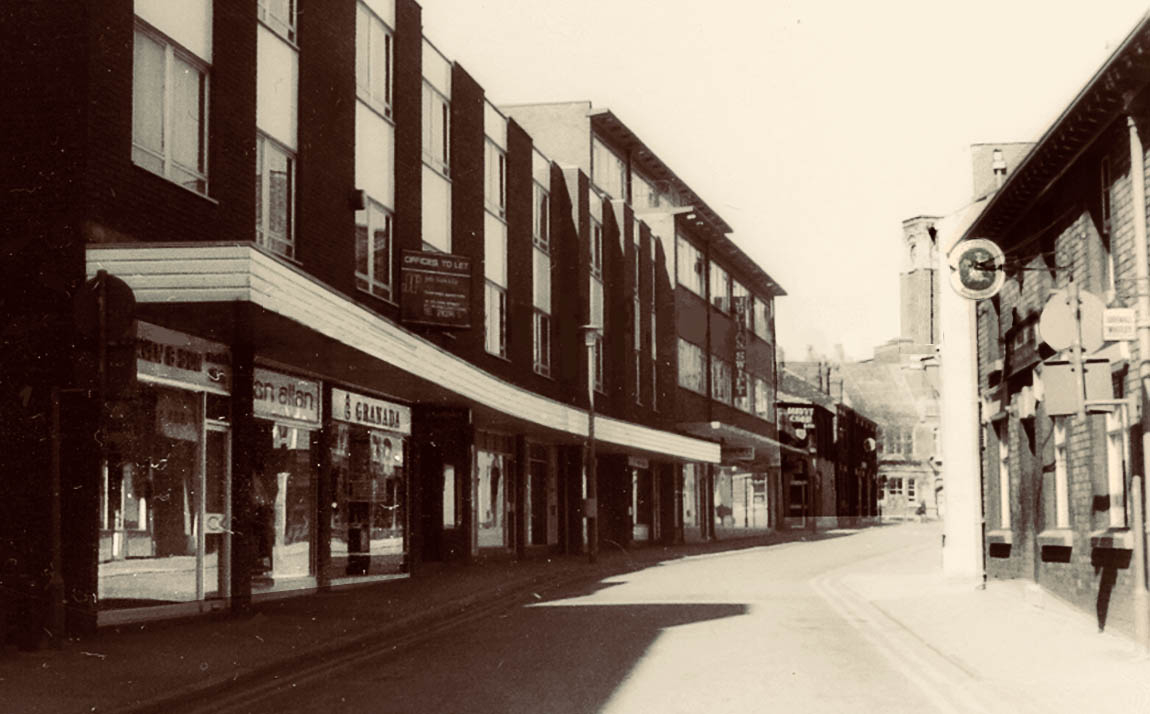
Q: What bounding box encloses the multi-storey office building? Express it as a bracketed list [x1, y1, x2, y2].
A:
[0, 0, 773, 641]
[956, 14, 1150, 635]
[505, 103, 787, 543]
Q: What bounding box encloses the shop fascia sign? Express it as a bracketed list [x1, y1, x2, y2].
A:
[253, 367, 321, 425]
[332, 387, 411, 435]
[137, 321, 231, 394]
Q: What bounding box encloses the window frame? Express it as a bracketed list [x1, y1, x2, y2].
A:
[532, 181, 550, 249]
[259, 0, 297, 44]
[255, 132, 297, 260]
[710, 263, 731, 313]
[356, 2, 393, 120]
[485, 280, 508, 358]
[132, 21, 210, 196]
[1105, 408, 1128, 527]
[1053, 418, 1070, 529]
[677, 339, 705, 394]
[485, 139, 507, 218]
[533, 310, 551, 377]
[422, 81, 450, 176]
[676, 234, 704, 297]
[355, 196, 394, 301]
[996, 422, 1011, 529]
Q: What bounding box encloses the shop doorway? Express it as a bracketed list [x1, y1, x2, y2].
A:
[631, 466, 653, 542]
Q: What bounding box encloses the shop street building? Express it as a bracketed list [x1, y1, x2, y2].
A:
[0, 1, 788, 642]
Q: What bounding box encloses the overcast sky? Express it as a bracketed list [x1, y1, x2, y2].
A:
[420, 0, 1149, 361]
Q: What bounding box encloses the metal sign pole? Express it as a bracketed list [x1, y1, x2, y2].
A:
[1068, 280, 1088, 422]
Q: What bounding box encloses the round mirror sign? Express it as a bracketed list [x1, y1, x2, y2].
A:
[948, 238, 1006, 300]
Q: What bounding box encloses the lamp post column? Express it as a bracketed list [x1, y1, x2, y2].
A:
[581, 325, 601, 564]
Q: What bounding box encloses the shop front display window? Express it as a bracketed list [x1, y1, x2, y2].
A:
[330, 422, 407, 577]
[252, 422, 316, 588]
[477, 450, 509, 549]
[99, 385, 230, 609]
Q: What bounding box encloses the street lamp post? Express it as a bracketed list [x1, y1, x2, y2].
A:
[579, 325, 602, 563]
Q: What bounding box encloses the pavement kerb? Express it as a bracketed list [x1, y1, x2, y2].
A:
[117, 532, 803, 714]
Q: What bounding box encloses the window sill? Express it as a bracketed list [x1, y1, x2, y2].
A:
[354, 284, 398, 308]
[1090, 527, 1133, 551]
[1036, 529, 1074, 548]
[132, 163, 218, 205]
[356, 92, 395, 125]
[986, 529, 1013, 545]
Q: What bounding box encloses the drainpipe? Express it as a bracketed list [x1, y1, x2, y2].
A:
[1126, 113, 1150, 652]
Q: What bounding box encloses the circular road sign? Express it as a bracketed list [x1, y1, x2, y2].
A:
[1038, 287, 1104, 353]
[948, 239, 1006, 300]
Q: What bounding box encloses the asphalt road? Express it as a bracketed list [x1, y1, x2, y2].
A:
[197, 525, 952, 713]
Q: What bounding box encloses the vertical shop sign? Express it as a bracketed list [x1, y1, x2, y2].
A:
[400, 250, 472, 328]
[734, 296, 748, 399]
[253, 368, 321, 424]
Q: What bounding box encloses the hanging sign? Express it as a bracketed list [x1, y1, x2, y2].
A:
[332, 387, 411, 435]
[948, 239, 1005, 300]
[253, 368, 321, 424]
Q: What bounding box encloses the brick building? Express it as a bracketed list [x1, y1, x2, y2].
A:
[956, 12, 1150, 636]
[0, 0, 783, 644]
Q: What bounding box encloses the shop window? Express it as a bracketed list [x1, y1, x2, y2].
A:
[527, 444, 557, 546]
[330, 420, 407, 578]
[477, 448, 512, 549]
[132, 24, 209, 194]
[256, 133, 296, 259]
[355, 198, 393, 300]
[356, 2, 392, 117]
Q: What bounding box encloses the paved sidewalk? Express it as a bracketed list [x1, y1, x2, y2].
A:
[1, 530, 821, 714]
[835, 523, 1150, 714]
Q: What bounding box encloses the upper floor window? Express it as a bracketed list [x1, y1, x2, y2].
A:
[1105, 406, 1128, 528]
[676, 234, 704, 296]
[678, 339, 705, 394]
[1053, 419, 1070, 529]
[711, 356, 732, 404]
[255, 133, 295, 259]
[753, 296, 771, 341]
[355, 197, 393, 300]
[533, 182, 549, 248]
[356, 3, 393, 118]
[590, 218, 603, 277]
[133, 24, 209, 195]
[996, 422, 1011, 529]
[485, 140, 506, 218]
[259, 0, 296, 42]
[710, 263, 730, 312]
[422, 82, 450, 175]
[533, 237, 551, 377]
[754, 375, 771, 419]
[591, 136, 627, 201]
[732, 281, 752, 330]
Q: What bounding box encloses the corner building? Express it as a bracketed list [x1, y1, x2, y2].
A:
[0, 1, 782, 640]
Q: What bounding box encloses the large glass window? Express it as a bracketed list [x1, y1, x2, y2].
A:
[256, 133, 295, 259]
[676, 234, 704, 296]
[486, 281, 507, 357]
[533, 181, 550, 248]
[356, 2, 392, 118]
[590, 218, 604, 392]
[477, 446, 513, 549]
[330, 423, 406, 578]
[133, 25, 208, 194]
[355, 198, 393, 300]
[678, 339, 705, 394]
[422, 82, 450, 175]
[533, 241, 551, 376]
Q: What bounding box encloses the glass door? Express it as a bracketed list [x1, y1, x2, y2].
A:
[203, 423, 231, 600]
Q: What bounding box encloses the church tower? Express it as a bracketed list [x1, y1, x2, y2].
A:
[899, 215, 941, 346]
